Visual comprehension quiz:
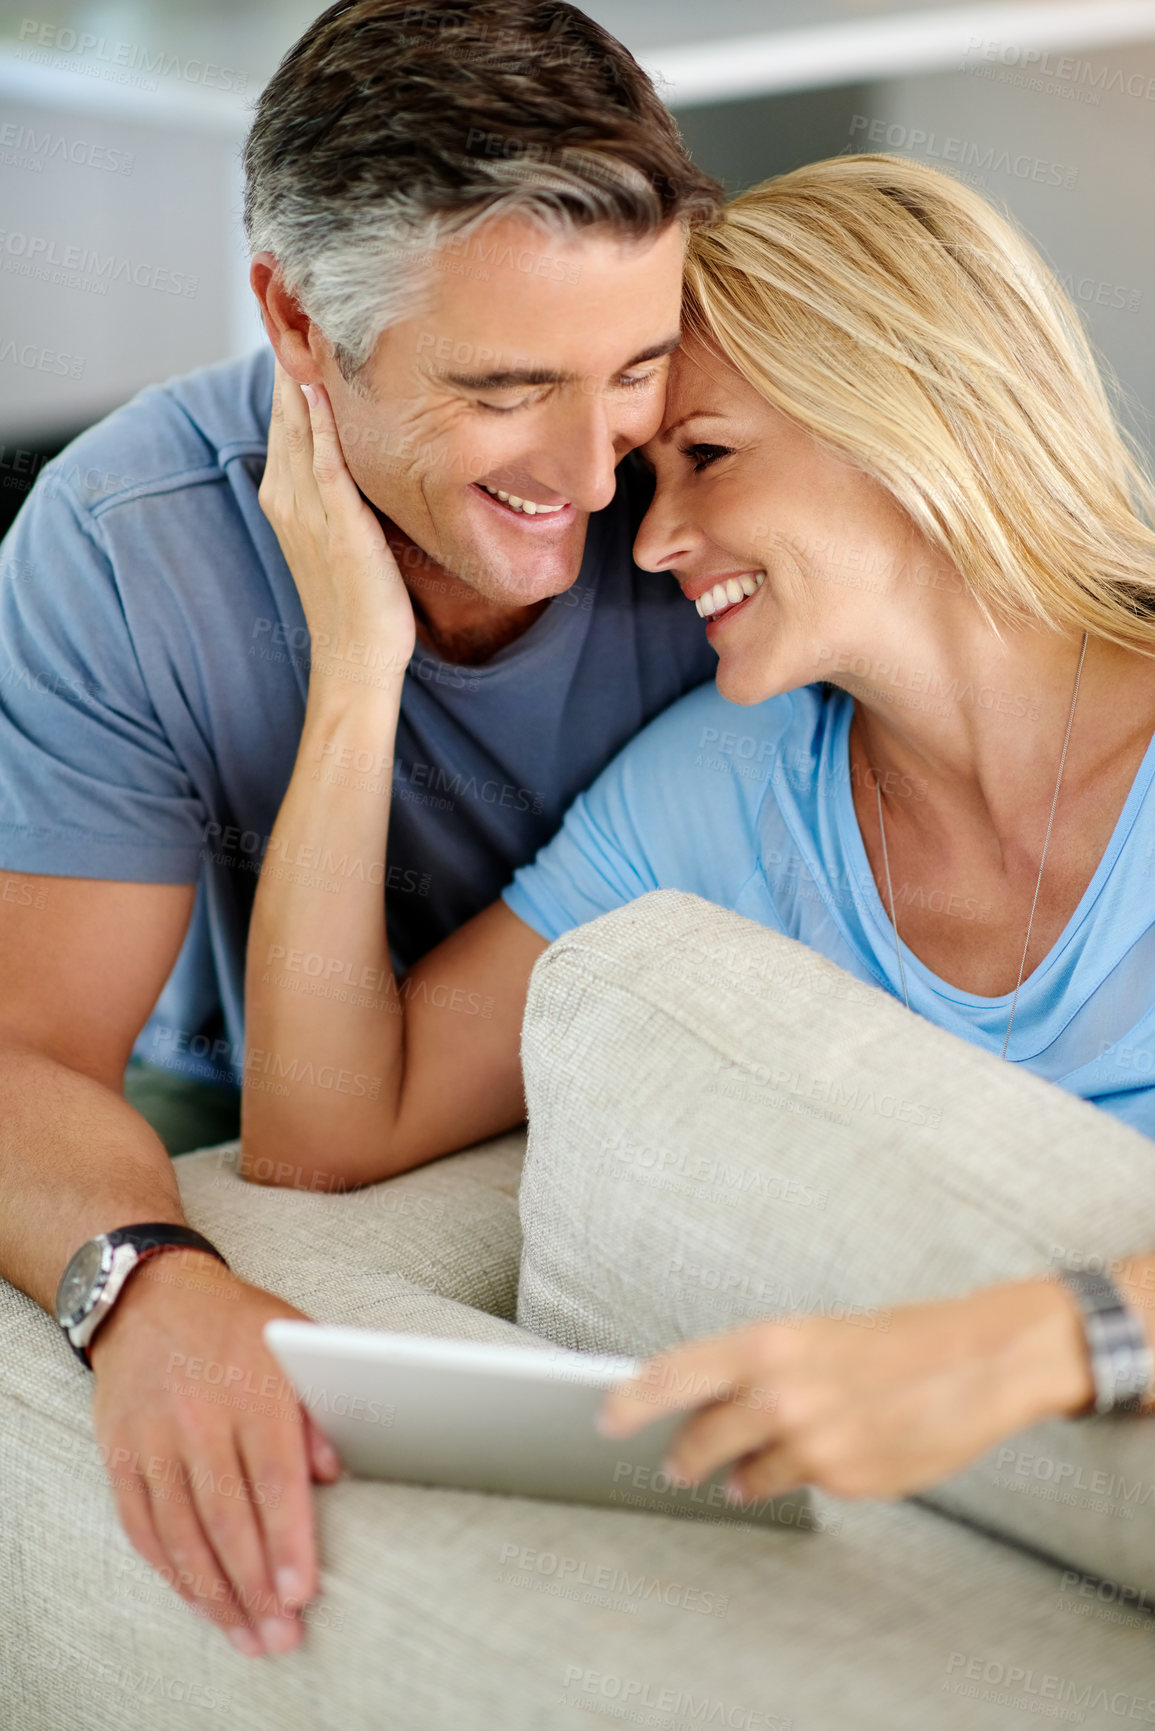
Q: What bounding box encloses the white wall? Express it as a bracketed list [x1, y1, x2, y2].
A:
[865, 42, 1155, 451]
[0, 99, 247, 441]
[1, 10, 1152, 457]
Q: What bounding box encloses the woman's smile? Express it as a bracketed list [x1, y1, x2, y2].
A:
[680, 569, 766, 624]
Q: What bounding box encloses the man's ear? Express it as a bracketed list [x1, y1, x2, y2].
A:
[249, 252, 326, 383]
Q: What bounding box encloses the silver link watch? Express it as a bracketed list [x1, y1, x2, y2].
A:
[1055, 1265, 1154, 1415]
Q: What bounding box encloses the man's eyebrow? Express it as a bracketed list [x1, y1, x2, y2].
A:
[439, 333, 682, 392]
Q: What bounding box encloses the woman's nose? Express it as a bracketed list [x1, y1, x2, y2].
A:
[633, 489, 696, 574]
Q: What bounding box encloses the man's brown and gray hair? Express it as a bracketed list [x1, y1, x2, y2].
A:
[243, 0, 723, 378]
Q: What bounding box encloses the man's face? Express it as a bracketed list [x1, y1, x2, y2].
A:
[317, 213, 686, 606]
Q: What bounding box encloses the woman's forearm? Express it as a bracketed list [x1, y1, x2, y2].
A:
[599, 1259, 1155, 1508]
[242, 670, 406, 1184]
[1018, 1254, 1155, 1422]
[244, 365, 542, 1190]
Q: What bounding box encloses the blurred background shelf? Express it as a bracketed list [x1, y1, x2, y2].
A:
[2, 0, 1154, 531]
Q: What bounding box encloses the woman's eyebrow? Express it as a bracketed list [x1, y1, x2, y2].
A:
[659, 410, 727, 442]
[440, 334, 682, 392]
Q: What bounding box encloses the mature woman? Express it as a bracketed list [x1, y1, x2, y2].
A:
[249, 155, 1155, 1505]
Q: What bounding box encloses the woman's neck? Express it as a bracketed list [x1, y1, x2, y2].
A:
[833, 617, 1155, 839]
[837, 614, 1155, 996]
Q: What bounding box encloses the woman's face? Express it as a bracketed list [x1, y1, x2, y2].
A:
[634, 335, 938, 705]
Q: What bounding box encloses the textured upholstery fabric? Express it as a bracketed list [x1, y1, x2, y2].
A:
[6, 1264, 1155, 1730]
[518, 891, 1155, 1597]
[177, 1130, 527, 1323]
[6, 1000, 1155, 1726]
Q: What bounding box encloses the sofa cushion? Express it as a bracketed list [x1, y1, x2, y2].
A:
[179, 1128, 527, 1324]
[517, 890, 1155, 1596]
[6, 1237, 1155, 1729]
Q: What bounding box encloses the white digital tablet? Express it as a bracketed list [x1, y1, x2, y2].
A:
[265, 1321, 811, 1530]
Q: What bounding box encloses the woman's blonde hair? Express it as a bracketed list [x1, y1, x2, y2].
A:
[683, 153, 1155, 651]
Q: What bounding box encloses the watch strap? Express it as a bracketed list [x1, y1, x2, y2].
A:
[1056, 1266, 1154, 1415]
[103, 1224, 229, 1266]
[66, 1225, 229, 1369]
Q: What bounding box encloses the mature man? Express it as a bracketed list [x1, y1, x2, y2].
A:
[0, 0, 720, 1659]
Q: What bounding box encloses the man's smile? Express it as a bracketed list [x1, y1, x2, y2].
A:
[471, 480, 577, 529]
[476, 482, 568, 517]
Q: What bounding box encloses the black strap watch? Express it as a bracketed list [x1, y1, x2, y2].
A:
[54, 1224, 229, 1369]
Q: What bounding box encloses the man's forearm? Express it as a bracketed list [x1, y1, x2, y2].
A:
[0, 1034, 333, 1656]
[0, 1038, 186, 1311]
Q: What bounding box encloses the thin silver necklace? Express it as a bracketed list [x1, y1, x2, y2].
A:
[873, 632, 1089, 1060]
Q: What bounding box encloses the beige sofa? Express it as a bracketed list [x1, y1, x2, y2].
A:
[5, 891, 1155, 1730]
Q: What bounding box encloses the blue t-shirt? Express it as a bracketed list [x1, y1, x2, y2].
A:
[504, 682, 1155, 1137]
[0, 346, 716, 1088]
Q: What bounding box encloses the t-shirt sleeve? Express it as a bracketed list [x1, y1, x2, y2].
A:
[0, 473, 207, 882]
[501, 778, 658, 941]
[502, 681, 759, 942]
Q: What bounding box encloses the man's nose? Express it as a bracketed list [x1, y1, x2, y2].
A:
[537, 393, 619, 514]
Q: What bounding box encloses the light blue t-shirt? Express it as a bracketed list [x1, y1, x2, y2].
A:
[503, 681, 1155, 1137]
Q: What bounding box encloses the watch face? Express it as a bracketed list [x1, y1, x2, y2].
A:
[56, 1238, 110, 1327]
